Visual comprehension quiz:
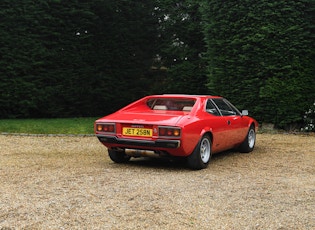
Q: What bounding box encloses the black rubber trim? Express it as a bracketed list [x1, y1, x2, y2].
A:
[96, 135, 180, 149]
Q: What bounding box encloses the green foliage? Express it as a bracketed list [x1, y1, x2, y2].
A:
[200, 0, 315, 128]
[0, 0, 159, 118]
[0, 117, 96, 134]
[89, 0, 159, 109]
[0, 0, 314, 131]
[154, 0, 208, 94]
[301, 101, 315, 132]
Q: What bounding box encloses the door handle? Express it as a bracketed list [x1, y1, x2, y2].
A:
[227, 120, 231, 125]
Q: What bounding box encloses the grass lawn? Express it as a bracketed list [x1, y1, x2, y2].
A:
[0, 117, 98, 134]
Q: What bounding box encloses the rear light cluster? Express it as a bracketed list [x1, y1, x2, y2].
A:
[96, 123, 115, 133]
[159, 127, 181, 137]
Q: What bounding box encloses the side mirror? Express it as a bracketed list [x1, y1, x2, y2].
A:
[241, 110, 248, 116]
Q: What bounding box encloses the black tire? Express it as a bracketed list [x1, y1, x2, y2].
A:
[108, 149, 131, 163]
[187, 135, 212, 170]
[239, 125, 256, 153]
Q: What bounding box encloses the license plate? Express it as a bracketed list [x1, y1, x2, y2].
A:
[122, 127, 152, 137]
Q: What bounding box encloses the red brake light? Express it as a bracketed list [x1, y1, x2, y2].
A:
[108, 125, 114, 132]
[159, 127, 181, 137]
[96, 123, 115, 133]
[159, 128, 166, 136]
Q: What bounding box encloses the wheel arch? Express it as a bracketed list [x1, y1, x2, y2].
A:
[203, 131, 213, 143]
[250, 121, 259, 133]
[199, 129, 214, 147]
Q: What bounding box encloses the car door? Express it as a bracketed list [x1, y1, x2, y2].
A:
[205, 99, 233, 152]
[211, 98, 247, 146]
[224, 99, 249, 142]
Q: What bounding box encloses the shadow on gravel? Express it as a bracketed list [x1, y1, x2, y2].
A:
[126, 157, 189, 171]
[113, 149, 245, 171]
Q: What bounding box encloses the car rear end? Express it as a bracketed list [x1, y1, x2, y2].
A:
[95, 95, 200, 159]
[95, 120, 185, 158]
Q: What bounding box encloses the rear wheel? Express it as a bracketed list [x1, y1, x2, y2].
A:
[187, 135, 212, 170]
[239, 125, 256, 153]
[108, 149, 131, 163]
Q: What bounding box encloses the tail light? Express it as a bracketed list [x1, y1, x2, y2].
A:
[159, 126, 181, 138]
[96, 123, 116, 133]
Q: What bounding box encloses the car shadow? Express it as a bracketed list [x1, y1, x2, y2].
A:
[211, 149, 240, 161]
[116, 149, 247, 171]
[127, 157, 189, 171]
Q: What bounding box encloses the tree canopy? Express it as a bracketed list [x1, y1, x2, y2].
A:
[0, 0, 314, 130]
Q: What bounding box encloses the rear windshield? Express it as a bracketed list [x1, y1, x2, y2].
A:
[147, 98, 196, 111]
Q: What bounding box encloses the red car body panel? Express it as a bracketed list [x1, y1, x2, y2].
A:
[95, 95, 258, 158]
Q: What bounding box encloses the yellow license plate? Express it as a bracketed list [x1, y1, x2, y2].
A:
[122, 127, 152, 137]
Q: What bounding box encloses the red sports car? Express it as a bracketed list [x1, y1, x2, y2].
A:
[95, 94, 258, 169]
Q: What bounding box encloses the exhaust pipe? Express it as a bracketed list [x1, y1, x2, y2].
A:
[125, 148, 159, 158]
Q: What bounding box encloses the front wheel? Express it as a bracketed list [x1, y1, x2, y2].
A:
[239, 125, 256, 153]
[187, 135, 212, 170]
[108, 149, 131, 163]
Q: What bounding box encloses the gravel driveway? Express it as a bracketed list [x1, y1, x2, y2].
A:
[0, 133, 314, 229]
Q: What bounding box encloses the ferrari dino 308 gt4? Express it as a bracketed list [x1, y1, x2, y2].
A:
[95, 94, 258, 169]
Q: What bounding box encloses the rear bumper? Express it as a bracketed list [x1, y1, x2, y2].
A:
[96, 134, 180, 149]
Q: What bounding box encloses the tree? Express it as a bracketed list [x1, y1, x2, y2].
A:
[90, 0, 160, 113]
[154, 0, 208, 95]
[0, 0, 52, 118]
[0, 0, 159, 118]
[200, 0, 315, 128]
